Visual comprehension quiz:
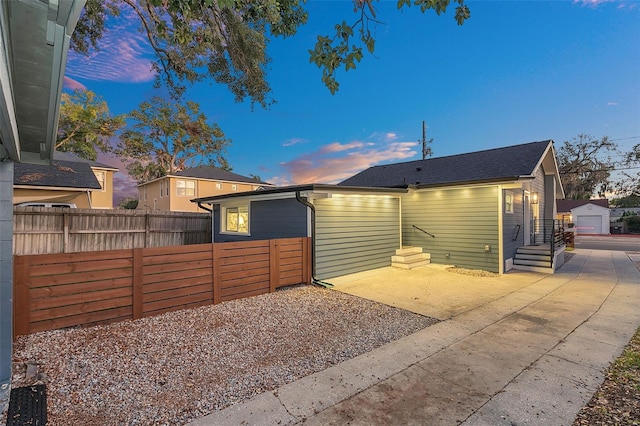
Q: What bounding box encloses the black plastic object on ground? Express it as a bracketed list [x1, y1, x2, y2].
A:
[6, 385, 47, 425]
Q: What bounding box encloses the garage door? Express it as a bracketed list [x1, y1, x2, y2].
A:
[576, 215, 602, 234]
[314, 195, 400, 279]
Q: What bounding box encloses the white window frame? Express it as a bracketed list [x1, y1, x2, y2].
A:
[231, 184, 238, 191]
[176, 179, 196, 197]
[221, 202, 250, 235]
[216, 182, 222, 190]
[504, 191, 514, 214]
[94, 171, 106, 192]
[166, 180, 169, 196]
[159, 181, 163, 198]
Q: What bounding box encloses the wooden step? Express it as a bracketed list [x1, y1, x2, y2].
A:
[514, 253, 552, 261]
[391, 253, 431, 263]
[513, 258, 551, 267]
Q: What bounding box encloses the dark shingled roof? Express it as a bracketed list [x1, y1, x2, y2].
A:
[339, 140, 553, 188]
[170, 166, 271, 185]
[14, 160, 101, 189]
[52, 151, 117, 170]
[556, 199, 609, 213]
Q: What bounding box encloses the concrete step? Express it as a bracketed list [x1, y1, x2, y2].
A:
[511, 264, 554, 274]
[391, 253, 431, 263]
[395, 246, 423, 256]
[514, 253, 552, 261]
[392, 259, 431, 269]
[513, 259, 552, 268]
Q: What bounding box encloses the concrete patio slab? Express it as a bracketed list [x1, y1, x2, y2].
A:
[189, 249, 640, 426]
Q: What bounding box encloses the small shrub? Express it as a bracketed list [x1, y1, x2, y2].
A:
[623, 215, 640, 233]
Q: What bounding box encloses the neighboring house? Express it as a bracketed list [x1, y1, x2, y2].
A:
[610, 207, 640, 222]
[556, 199, 610, 235]
[137, 166, 274, 212]
[13, 151, 118, 209]
[193, 140, 566, 279]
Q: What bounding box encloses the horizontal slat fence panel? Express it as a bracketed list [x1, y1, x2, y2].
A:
[13, 207, 212, 255]
[13, 238, 311, 337]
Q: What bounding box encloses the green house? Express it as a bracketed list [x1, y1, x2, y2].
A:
[194, 140, 566, 280]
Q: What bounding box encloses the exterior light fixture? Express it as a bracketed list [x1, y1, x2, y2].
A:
[531, 192, 539, 204]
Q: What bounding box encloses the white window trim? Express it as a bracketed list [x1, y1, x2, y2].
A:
[176, 179, 196, 197]
[159, 181, 163, 198]
[220, 202, 250, 236]
[231, 184, 238, 191]
[504, 191, 514, 214]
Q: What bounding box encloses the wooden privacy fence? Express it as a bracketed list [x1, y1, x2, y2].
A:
[13, 207, 212, 255]
[13, 237, 311, 337]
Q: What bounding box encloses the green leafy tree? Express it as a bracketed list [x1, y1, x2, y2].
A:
[116, 96, 230, 183]
[118, 197, 139, 209]
[72, 0, 469, 102]
[610, 194, 640, 208]
[57, 90, 124, 160]
[557, 135, 617, 200]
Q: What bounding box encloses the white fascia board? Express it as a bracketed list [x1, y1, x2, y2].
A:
[200, 191, 298, 205]
[14, 184, 95, 192]
[413, 180, 522, 193]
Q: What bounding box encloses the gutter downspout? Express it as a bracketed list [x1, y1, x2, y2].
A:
[295, 191, 333, 288]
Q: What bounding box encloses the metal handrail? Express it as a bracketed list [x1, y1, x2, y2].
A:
[531, 219, 565, 269]
[412, 224, 435, 238]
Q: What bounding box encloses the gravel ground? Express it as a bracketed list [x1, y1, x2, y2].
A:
[10, 284, 437, 425]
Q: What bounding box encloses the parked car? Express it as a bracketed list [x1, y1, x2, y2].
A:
[16, 202, 77, 208]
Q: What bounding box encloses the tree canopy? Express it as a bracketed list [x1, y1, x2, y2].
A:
[56, 90, 124, 160]
[557, 135, 617, 200]
[116, 96, 230, 183]
[72, 0, 470, 103]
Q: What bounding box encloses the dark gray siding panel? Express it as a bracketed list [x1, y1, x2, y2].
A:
[402, 186, 500, 272]
[213, 198, 308, 242]
[314, 195, 400, 279]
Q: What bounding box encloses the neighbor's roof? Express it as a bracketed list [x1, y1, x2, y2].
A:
[556, 199, 609, 213]
[14, 160, 101, 190]
[140, 166, 272, 186]
[53, 151, 118, 171]
[339, 140, 554, 188]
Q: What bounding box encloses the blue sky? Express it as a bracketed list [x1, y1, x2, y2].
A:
[63, 0, 640, 200]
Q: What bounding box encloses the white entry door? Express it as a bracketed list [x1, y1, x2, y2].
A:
[524, 193, 531, 245]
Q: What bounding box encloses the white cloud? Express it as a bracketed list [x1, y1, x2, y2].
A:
[270, 139, 418, 185]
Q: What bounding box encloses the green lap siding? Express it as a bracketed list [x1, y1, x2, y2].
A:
[314, 195, 401, 279]
[402, 187, 500, 272]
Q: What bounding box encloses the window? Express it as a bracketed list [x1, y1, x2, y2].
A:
[159, 181, 163, 198]
[223, 205, 249, 234]
[504, 192, 514, 214]
[166, 180, 169, 196]
[176, 179, 195, 197]
[94, 171, 106, 191]
[216, 183, 222, 190]
[232, 184, 238, 191]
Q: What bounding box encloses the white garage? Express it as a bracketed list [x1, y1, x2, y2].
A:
[572, 203, 610, 235]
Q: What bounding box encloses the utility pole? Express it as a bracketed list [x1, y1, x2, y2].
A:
[421, 120, 433, 160]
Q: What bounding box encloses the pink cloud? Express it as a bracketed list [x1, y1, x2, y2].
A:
[63, 76, 87, 91]
[270, 140, 418, 186]
[65, 8, 155, 84]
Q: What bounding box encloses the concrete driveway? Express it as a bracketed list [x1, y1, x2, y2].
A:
[191, 250, 640, 426]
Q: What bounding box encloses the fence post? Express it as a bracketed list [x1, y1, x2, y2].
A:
[132, 248, 143, 319]
[13, 255, 31, 337]
[63, 211, 69, 253]
[212, 244, 221, 304]
[144, 213, 150, 248]
[269, 240, 279, 293]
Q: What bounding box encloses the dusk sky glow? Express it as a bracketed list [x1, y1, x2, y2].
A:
[63, 0, 640, 201]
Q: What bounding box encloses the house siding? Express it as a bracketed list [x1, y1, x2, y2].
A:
[402, 186, 500, 273]
[314, 195, 400, 279]
[213, 198, 308, 242]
